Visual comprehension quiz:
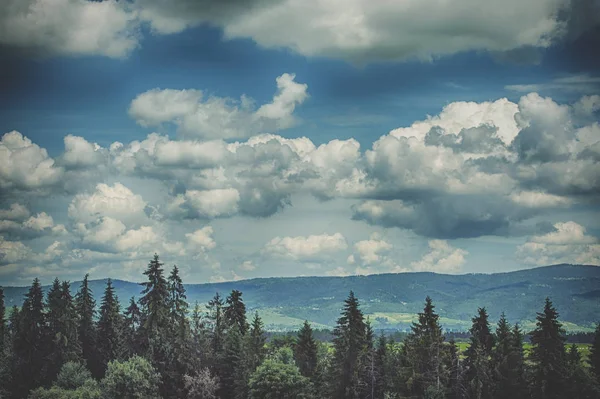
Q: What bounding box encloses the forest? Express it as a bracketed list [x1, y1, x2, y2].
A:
[1, 254, 600, 399]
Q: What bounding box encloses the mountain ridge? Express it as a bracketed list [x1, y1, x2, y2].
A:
[2, 264, 599, 332]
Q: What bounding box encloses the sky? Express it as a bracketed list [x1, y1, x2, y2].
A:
[0, 0, 599, 286]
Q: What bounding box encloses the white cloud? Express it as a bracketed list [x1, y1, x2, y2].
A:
[23, 212, 55, 231]
[352, 233, 392, 265]
[0, 0, 139, 58]
[68, 182, 147, 224]
[0, 203, 30, 221]
[0, 236, 32, 265]
[411, 240, 468, 274]
[169, 188, 240, 219]
[217, 0, 568, 63]
[240, 260, 256, 271]
[263, 232, 347, 260]
[516, 221, 600, 266]
[129, 73, 308, 139]
[0, 131, 64, 191]
[186, 226, 217, 252]
[506, 74, 600, 94]
[60, 135, 106, 169]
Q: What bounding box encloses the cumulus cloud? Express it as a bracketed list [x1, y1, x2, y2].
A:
[0, 203, 30, 221]
[0, 131, 64, 191]
[168, 188, 240, 219]
[0, 0, 138, 58]
[351, 233, 392, 265]
[137, 0, 573, 63]
[0, 203, 66, 238]
[186, 226, 217, 252]
[411, 240, 469, 273]
[60, 135, 107, 169]
[129, 73, 308, 139]
[68, 183, 147, 225]
[263, 232, 347, 260]
[516, 221, 600, 266]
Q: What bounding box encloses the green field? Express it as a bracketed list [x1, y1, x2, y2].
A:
[455, 342, 591, 362]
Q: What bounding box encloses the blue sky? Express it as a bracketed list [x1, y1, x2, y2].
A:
[0, 0, 599, 285]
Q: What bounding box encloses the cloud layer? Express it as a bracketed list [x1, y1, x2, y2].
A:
[2, 0, 595, 63]
[1, 76, 599, 283]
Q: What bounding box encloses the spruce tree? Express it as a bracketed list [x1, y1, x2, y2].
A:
[590, 322, 600, 384]
[47, 280, 81, 381]
[373, 334, 388, 399]
[97, 279, 123, 375]
[139, 254, 170, 333]
[446, 339, 464, 399]
[190, 301, 211, 368]
[168, 265, 188, 330]
[403, 296, 446, 397]
[331, 291, 367, 399]
[12, 278, 48, 397]
[565, 344, 600, 398]
[221, 325, 247, 399]
[492, 314, 526, 399]
[529, 298, 567, 399]
[295, 320, 318, 379]
[464, 307, 494, 399]
[75, 274, 98, 377]
[247, 312, 266, 372]
[123, 296, 141, 356]
[224, 290, 248, 335]
[139, 255, 175, 398]
[207, 292, 225, 357]
[0, 287, 5, 354]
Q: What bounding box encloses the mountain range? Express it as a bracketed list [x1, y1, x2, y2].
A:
[3, 264, 599, 332]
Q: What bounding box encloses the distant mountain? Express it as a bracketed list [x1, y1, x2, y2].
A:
[3, 264, 600, 332]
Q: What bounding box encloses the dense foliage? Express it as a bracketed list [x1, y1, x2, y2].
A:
[1, 255, 599, 398]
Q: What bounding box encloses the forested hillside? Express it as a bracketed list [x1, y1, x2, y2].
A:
[3, 263, 599, 331]
[1, 255, 600, 398]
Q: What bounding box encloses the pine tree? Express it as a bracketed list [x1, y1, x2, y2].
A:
[464, 307, 494, 399]
[75, 273, 98, 377]
[0, 287, 5, 354]
[492, 314, 526, 399]
[168, 265, 188, 330]
[331, 291, 367, 399]
[139, 254, 176, 397]
[207, 293, 226, 357]
[446, 339, 464, 399]
[46, 280, 81, 381]
[190, 301, 211, 368]
[247, 312, 266, 372]
[123, 296, 141, 356]
[590, 322, 600, 384]
[373, 334, 388, 399]
[530, 298, 567, 399]
[12, 278, 48, 397]
[295, 320, 318, 379]
[221, 325, 248, 399]
[403, 296, 446, 398]
[139, 254, 170, 333]
[565, 344, 600, 398]
[224, 290, 248, 335]
[97, 279, 123, 375]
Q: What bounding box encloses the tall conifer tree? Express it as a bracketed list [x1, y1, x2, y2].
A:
[403, 296, 446, 398]
[464, 307, 494, 399]
[75, 273, 98, 376]
[530, 298, 567, 399]
[295, 320, 318, 379]
[224, 290, 248, 335]
[331, 291, 367, 399]
[97, 279, 123, 375]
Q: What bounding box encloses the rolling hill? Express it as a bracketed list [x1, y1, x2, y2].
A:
[3, 264, 600, 331]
